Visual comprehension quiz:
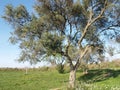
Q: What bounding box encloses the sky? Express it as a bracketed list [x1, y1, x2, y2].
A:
[0, 0, 48, 68]
[0, 0, 120, 68]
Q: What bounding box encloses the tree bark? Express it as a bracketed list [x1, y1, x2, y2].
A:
[68, 69, 76, 89]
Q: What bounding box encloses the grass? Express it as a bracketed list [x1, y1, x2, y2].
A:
[0, 62, 120, 90]
[77, 69, 120, 90]
[0, 69, 69, 90]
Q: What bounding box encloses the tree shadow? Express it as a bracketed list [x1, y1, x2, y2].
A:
[78, 69, 120, 83]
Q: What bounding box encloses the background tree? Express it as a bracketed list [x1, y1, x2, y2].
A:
[2, 0, 120, 89]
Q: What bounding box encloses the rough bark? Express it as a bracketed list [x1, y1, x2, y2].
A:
[68, 69, 76, 89]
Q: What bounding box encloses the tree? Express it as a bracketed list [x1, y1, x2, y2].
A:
[2, 0, 120, 89]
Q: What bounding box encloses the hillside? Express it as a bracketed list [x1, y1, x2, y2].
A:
[0, 60, 120, 90]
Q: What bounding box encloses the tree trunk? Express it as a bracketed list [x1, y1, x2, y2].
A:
[68, 69, 76, 89]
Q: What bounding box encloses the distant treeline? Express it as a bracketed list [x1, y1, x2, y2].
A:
[0, 60, 120, 71]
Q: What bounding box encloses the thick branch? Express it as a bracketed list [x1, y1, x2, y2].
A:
[75, 45, 90, 69]
[78, 22, 91, 46]
[78, 0, 108, 47]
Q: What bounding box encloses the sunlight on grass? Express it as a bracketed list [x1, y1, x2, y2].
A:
[0, 66, 120, 90]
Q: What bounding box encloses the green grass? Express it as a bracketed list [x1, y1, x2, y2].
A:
[77, 69, 120, 90]
[0, 68, 120, 90]
[0, 69, 69, 90]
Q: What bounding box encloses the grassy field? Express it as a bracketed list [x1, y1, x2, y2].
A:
[0, 68, 70, 90]
[0, 62, 120, 90]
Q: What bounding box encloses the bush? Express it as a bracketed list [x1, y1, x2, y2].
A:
[56, 63, 64, 74]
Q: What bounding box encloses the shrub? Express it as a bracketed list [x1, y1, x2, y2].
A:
[56, 63, 64, 74]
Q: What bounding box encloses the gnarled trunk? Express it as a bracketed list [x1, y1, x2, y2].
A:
[68, 69, 76, 89]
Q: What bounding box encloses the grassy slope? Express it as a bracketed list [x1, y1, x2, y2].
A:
[0, 69, 69, 90]
[77, 69, 120, 90]
[0, 68, 120, 90]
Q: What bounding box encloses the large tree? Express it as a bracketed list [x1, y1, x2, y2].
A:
[2, 0, 120, 89]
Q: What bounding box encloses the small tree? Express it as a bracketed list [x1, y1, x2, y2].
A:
[2, 0, 120, 89]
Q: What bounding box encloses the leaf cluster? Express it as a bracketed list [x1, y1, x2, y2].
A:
[40, 32, 64, 56]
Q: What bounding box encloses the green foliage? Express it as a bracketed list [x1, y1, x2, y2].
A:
[72, 1, 82, 16]
[2, 4, 30, 26]
[40, 32, 64, 56]
[56, 63, 64, 74]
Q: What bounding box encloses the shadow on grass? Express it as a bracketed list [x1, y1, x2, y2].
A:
[78, 69, 120, 83]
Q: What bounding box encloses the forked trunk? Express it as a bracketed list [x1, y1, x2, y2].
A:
[68, 69, 76, 89]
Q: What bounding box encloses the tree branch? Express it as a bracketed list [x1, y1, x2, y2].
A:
[78, 0, 108, 47]
[97, 24, 120, 35]
[63, 41, 74, 69]
[75, 45, 90, 69]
